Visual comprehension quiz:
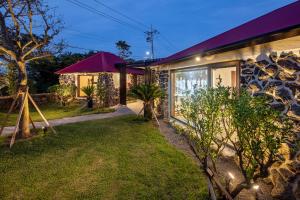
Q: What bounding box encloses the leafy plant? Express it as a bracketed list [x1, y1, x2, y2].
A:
[81, 85, 95, 108]
[180, 85, 291, 199]
[48, 84, 76, 106]
[130, 84, 164, 120]
[96, 73, 109, 108]
[181, 85, 231, 199]
[227, 89, 291, 198]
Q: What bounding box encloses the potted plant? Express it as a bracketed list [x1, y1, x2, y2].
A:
[82, 85, 95, 108]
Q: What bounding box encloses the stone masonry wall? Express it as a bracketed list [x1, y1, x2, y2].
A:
[97, 73, 118, 107]
[59, 74, 75, 85]
[241, 51, 300, 200]
[241, 51, 300, 121]
[157, 70, 169, 119]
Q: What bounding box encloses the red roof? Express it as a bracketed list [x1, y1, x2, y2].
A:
[56, 52, 144, 75]
[154, 1, 300, 65]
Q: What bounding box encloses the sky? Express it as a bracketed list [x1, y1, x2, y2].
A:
[49, 0, 296, 60]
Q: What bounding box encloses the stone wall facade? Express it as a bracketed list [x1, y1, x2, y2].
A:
[157, 70, 169, 119]
[97, 73, 118, 107]
[59, 74, 75, 86]
[241, 52, 300, 121]
[241, 51, 300, 200]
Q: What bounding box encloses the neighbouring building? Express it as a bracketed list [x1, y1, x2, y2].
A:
[56, 52, 144, 105]
[152, 1, 300, 199]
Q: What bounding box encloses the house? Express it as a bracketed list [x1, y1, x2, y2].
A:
[153, 1, 300, 122]
[56, 52, 144, 104]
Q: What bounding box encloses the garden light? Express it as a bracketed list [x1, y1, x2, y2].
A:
[252, 184, 259, 190]
[228, 172, 235, 179]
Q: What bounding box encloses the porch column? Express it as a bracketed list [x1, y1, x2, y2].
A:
[118, 64, 127, 105]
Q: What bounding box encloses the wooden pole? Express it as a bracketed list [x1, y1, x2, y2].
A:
[10, 89, 28, 148]
[28, 93, 57, 134]
[150, 104, 160, 127]
[119, 64, 127, 105]
[0, 92, 20, 136]
[29, 115, 37, 133]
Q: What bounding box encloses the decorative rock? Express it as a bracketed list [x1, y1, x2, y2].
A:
[242, 68, 253, 75]
[254, 67, 261, 75]
[248, 81, 262, 92]
[265, 64, 278, 76]
[269, 52, 278, 63]
[258, 70, 270, 81]
[275, 87, 292, 102]
[278, 59, 300, 73]
[270, 102, 286, 112]
[277, 71, 297, 82]
[285, 82, 300, 95]
[291, 104, 300, 116]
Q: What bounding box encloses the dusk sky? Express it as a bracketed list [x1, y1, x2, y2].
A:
[50, 0, 295, 60]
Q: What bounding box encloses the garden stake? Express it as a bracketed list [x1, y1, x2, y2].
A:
[10, 88, 28, 148]
[28, 93, 57, 134]
[150, 105, 160, 127]
[0, 91, 20, 136]
[29, 115, 37, 133]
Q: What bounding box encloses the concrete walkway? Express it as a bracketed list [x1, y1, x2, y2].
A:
[1, 100, 143, 137]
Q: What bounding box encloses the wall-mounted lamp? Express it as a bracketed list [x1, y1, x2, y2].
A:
[195, 56, 201, 62]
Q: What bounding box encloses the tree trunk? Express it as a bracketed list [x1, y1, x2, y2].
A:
[144, 102, 152, 121]
[17, 61, 31, 138]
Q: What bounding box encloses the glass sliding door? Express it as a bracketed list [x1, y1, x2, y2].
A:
[171, 68, 208, 120]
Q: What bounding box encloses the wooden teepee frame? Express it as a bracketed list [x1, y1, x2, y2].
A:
[137, 103, 160, 127]
[0, 87, 56, 148]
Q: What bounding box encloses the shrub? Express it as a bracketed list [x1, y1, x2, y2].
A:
[130, 84, 164, 120]
[180, 85, 291, 199]
[48, 84, 76, 106]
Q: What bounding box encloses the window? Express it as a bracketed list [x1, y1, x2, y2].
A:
[212, 66, 237, 88]
[171, 68, 208, 120]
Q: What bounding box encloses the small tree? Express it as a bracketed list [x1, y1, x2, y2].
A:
[130, 83, 163, 121]
[48, 84, 76, 107]
[181, 86, 231, 199]
[227, 89, 291, 198]
[0, 0, 62, 138]
[81, 85, 95, 108]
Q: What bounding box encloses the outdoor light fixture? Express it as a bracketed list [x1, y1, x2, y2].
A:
[195, 56, 201, 62]
[42, 126, 47, 134]
[252, 184, 259, 190]
[146, 51, 150, 56]
[228, 172, 235, 179]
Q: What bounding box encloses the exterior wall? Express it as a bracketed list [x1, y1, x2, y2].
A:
[156, 70, 169, 119]
[97, 73, 118, 107]
[155, 38, 300, 199]
[241, 51, 300, 120]
[59, 72, 142, 106]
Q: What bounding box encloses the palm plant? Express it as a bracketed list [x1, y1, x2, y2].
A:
[82, 85, 95, 108]
[130, 84, 163, 121]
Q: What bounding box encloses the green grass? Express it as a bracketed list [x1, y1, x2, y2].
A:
[0, 102, 115, 126]
[0, 116, 208, 200]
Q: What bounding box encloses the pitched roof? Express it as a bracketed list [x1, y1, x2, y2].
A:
[56, 52, 144, 75]
[154, 1, 300, 66]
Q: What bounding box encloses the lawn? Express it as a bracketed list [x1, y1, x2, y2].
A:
[0, 115, 208, 200]
[0, 102, 115, 126]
